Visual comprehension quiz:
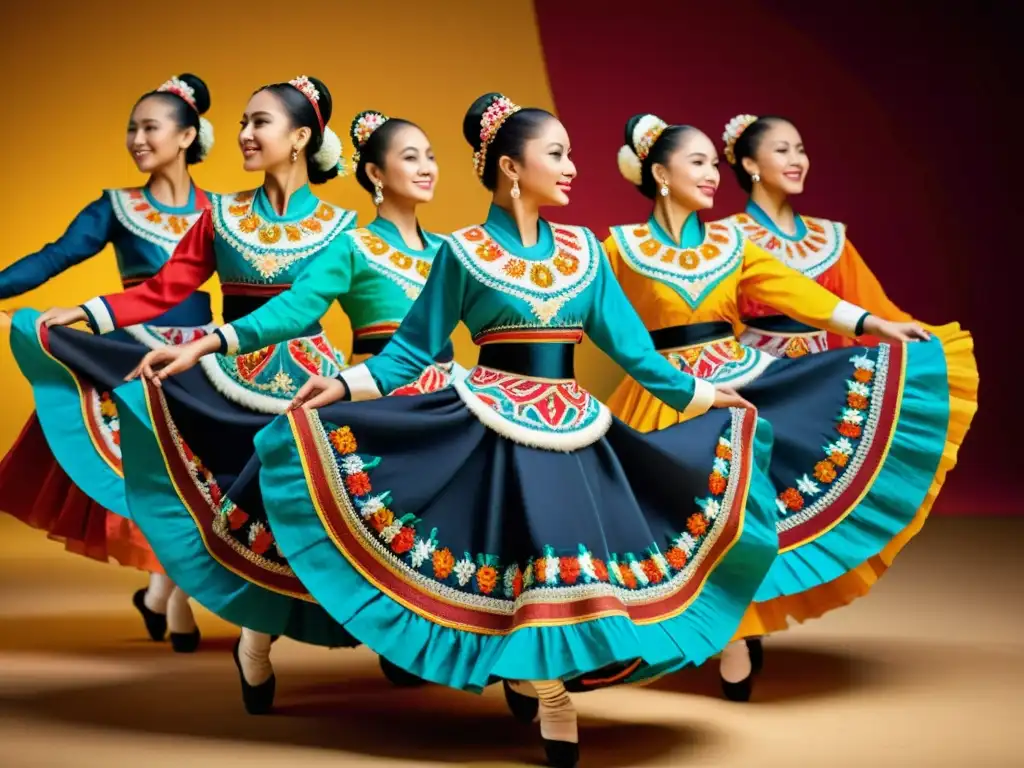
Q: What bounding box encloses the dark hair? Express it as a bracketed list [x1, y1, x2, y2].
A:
[135, 73, 210, 165]
[258, 76, 338, 184]
[350, 113, 420, 195]
[462, 92, 556, 190]
[623, 115, 699, 200]
[728, 115, 792, 194]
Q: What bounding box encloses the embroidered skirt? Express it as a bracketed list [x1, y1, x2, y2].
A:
[110, 341, 459, 646]
[1, 301, 212, 571]
[607, 325, 978, 637]
[248, 364, 779, 694]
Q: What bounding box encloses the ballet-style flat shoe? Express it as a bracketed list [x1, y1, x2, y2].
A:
[747, 636, 764, 675]
[503, 680, 539, 723]
[543, 738, 579, 768]
[132, 588, 167, 642]
[232, 637, 276, 715]
[170, 628, 201, 653]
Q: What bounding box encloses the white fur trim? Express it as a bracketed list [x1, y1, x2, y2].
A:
[314, 126, 343, 172]
[198, 354, 292, 414]
[681, 378, 717, 419]
[218, 324, 240, 355]
[452, 374, 612, 453]
[830, 300, 868, 337]
[121, 323, 216, 350]
[617, 145, 642, 185]
[197, 117, 214, 160]
[83, 297, 115, 334]
[340, 363, 382, 402]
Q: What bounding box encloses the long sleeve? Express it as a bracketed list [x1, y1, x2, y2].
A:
[81, 209, 216, 333]
[218, 237, 357, 355]
[0, 195, 113, 299]
[585, 247, 716, 418]
[835, 240, 914, 322]
[340, 240, 466, 400]
[737, 241, 869, 337]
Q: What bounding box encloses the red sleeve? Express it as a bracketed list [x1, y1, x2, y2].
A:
[99, 209, 216, 329]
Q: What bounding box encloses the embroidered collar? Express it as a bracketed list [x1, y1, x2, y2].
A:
[647, 211, 705, 249]
[730, 201, 845, 279]
[213, 188, 355, 280]
[484, 204, 554, 261]
[142, 183, 197, 215]
[449, 219, 598, 324]
[349, 217, 441, 299]
[108, 187, 206, 254]
[611, 219, 743, 309]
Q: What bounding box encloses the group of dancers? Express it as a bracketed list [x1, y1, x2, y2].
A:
[0, 72, 978, 768]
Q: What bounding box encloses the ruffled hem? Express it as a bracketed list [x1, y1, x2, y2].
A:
[111, 380, 355, 647]
[8, 309, 128, 517]
[735, 323, 977, 635]
[254, 405, 779, 693]
[0, 412, 161, 573]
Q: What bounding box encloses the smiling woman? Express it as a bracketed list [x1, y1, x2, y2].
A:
[0, 72, 216, 652]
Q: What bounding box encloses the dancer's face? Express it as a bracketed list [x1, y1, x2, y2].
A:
[502, 117, 576, 207]
[126, 96, 195, 173]
[653, 130, 720, 211]
[367, 125, 438, 205]
[238, 89, 311, 174]
[746, 120, 809, 196]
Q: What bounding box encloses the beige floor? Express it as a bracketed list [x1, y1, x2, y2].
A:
[0, 515, 1021, 768]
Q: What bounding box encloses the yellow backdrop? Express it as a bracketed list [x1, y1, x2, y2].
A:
[0, 0, 624, 454]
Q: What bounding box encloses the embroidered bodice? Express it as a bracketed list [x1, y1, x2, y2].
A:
[606, 213, 862, 338]
[223, 217, 444, 355]
[339, 205, 716, 417]
[83, 185, 355, 334]
[0, 186, 209, 300]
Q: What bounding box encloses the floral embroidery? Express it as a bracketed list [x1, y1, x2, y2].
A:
[775, 352, 876, 515]
[323, 423, 735, 600]
[213, 190, 353, 280]
[611, 221, 743, 309]
[98, 391, 121, 447]
[349, 228, 433, 300]
[460, 366, 604, 433]
[449, 224, 598, 324]
[108, 188, 205, 254]
[729, 213, 845, 279]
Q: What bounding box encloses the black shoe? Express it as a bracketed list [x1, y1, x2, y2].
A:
[132, 588, 167, 642]
[746, 637, 764, 675]
[503, 680, 539, 723]
[170, 627, 201, 653]
[378, 656, 427, 687]
[543, 739, 579, 768]
[232, 637, 276, 715]
[721, 675, 753, 702]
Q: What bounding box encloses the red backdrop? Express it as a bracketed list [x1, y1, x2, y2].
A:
[534, 0, 1016, 514]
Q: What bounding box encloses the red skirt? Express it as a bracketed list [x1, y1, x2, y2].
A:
[0, 413, 162, 572]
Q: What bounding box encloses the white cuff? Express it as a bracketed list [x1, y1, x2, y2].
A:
[218, 324, 240, 355]
[83, 297, 115, 334]
[341, 363, 382, 401]
[681, 378, 717, 419]
[830, 300, 868, 337]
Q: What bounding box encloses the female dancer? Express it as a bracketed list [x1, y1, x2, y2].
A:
[37, 76, 359, 711]
[125, 109, 462, 690]
[0, 73, 215, 648]
[716, 111, 978, 693]
[225, 92, 780, 768]
[604, 114, 976, 700]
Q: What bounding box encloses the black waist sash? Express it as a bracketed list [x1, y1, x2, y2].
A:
[742, 314, 819, 334]
[649, 321, 734, 351]
[477, 343, 575, 379]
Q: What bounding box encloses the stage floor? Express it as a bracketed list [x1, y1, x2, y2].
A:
[0, 515, 1020, 767]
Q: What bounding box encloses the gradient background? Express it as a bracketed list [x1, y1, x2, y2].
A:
[0, 1, 1012, 512]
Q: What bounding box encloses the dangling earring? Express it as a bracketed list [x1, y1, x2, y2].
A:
[751, 173, 761, 184]
[291, 147, 299, 163]
[660, 180, 669, 197]
[373, 179, 384, 206]
[511, 179, 521, 200]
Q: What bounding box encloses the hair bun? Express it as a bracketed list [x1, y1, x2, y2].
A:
[177, 73, 211, 115]
[462, 92, 505, 150]
[624, 113, 667, 160]
[350, 109, 389, 149]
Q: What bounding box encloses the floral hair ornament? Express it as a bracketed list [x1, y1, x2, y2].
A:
[722, 113, 759, 165]
[617, 114, 667, 186]
[473, 94, 522, 179]
[350, 110, 390, 168]
[288, 75, 346, 175]
[156, 76, 214, 160]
